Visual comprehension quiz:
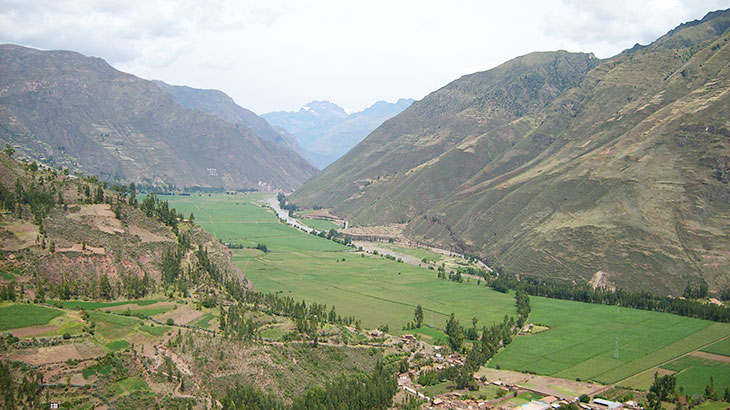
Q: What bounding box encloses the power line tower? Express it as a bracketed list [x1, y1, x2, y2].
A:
[614, 335, 619, 359]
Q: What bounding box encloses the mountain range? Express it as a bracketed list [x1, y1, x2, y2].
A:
[292, 9, 730, 294]
[0, 44, 316, 191]
[263, 99, 413, 168]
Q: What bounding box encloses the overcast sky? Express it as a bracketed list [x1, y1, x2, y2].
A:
[0, 0, 727, 114]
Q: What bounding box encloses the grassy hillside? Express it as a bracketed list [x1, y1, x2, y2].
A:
[291, 10, 730, 294]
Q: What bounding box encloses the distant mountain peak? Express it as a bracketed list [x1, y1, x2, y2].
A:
[263, 98, 413, 168]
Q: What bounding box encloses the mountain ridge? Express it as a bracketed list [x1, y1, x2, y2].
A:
[0, 44, 316, 191]
[291, 9, 730, 294]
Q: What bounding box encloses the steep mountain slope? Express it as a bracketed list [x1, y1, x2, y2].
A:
[292, 10, 730, 294]
[152, 80, 301, 153]
[263, 99, 413, 168]
[0, 45, 316, 191]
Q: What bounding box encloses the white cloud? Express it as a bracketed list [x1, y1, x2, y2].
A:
[0, 0, 726, 113]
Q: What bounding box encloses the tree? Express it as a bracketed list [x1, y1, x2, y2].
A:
[128, 182, 137, 206]
[445, 313, 464, 350]
[3, 144, 14, 157]
[413, 305, 423, 328]
[705, 376, 717, 401]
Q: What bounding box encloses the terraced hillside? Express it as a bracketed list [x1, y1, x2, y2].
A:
[292, 10, 730, 294]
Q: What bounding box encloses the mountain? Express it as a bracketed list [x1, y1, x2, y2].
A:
[0, 44, 317, 191]
[152, 80, 301, 153]
[263, 99, 413, 168]
[292, 9, 730, 295]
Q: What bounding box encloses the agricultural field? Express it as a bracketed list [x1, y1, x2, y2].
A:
[160, 193, 517, 332]
[488, 296, 730, 393]
[660, 356, 730, 396]
[0, 303, 64, 330]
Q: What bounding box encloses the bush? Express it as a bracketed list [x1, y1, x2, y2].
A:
[166, 318, 174, 326]
[579, 394, 590, 403]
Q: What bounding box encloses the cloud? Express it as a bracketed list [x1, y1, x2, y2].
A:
[0, 0, 726, 113]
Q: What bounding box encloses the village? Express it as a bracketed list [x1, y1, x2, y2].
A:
[387, 332, 642, 410]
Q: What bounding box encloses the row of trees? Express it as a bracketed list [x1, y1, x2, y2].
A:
[484, 273, 730, 322]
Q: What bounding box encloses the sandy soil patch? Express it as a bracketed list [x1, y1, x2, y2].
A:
[478, 368, 606, 399]
[70, 372, 96, 386]
[344, 223, 407, 240]
[21, 342, 101, 365]
[156, 306, 204, 325]
[72, 204, 116, 218]
[57, 243, 106, 255]
[97, 224, 125, 235]
[690, 351, 730, 363]
[9, 325, 60, 338]
[0, 221, 39, 250]
[129, 225, 173, 242]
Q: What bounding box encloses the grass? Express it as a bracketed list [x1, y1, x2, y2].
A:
[693, 402, 730, 410]
[411, 327, 448, 344]
[106, 340, 130, 352]
[489, 297, 730, 385]
[87, 310, 143, 340]
[702, 338, 730, 357]
[160, 193, 517, 332]
[189, 312, 215, 329]
[106, 377, 151, 397]
[0, 304, 64, 330]
[419, 381, 456, 398]
[58, 299, 164, 310]
[0, 268, 18, 280]
[660, 356, 730, 396]
[139, 324, 169, 337]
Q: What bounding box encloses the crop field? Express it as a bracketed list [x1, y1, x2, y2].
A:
[489, 296, 730, 390]
[160, 193, 517, 331]
[660, 356, 730, 396]
[0, 303, 64, 330]
[702, 338, 730, 357]
[59, 299, 165, 310]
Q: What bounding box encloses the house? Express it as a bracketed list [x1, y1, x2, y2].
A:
[594, 399, 623, 410]
[519, 401, 552, 410]
[370, 329, 383, 337]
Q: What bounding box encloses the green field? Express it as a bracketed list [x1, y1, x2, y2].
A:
[0, 304, 64, 330]
[160, 193, 517, 332]
[106, 340, 131, 352]
[58, 299, 164, 310]
[660, 356, 730, 396]
[702, 338, 730, 357]
[87, 310, 144, 340]
[489, 297, 730, 387]
[106, 377, 151, 397]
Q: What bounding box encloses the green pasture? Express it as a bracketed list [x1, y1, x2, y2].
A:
[489, 296, 730, 385]
[161, 193, 517, 332]
[106, 377, 151, 397]
[702, 338, 730, 357]
[661, 355, 730, 396]
[0, 304, 64, 330]
[58, 299, 164, 310]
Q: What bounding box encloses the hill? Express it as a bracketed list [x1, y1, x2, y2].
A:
[263, 99, 413, 168]
[0, 44, 317, 191]
[152, 80, 302, 153]
[291, 10, 730, 295]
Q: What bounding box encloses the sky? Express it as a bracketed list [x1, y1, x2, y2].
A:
[0, 0, 727, 114]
